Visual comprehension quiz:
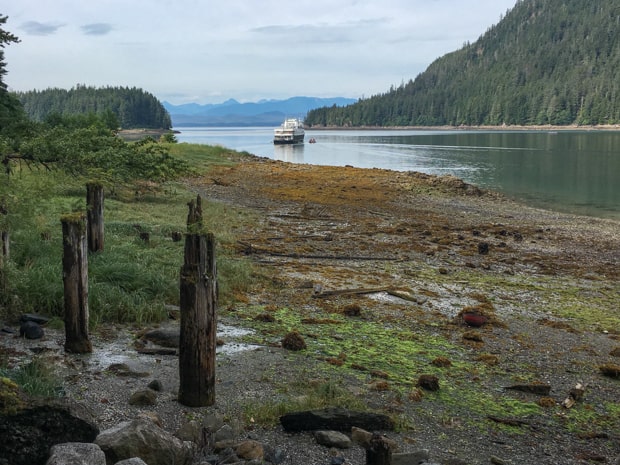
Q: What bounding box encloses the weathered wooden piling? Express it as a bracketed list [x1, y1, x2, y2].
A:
[86, 182, 104, 253]
[61, 213, 92, 353]
[0, 231, 8, 266]
[178, 195, 217, 407]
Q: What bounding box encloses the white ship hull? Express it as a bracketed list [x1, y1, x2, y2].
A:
[274, 118, 305, 144]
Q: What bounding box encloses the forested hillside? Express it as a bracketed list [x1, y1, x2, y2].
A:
[15, 85, 171, 129]
[306, 0, 620, 127]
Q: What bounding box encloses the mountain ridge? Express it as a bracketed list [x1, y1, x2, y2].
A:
[305, 0, 620, 127]
[164, 96, 356, 126]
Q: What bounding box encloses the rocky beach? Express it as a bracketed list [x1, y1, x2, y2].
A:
[2, 155, 619, 465]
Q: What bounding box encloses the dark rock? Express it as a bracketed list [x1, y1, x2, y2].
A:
[281, 331, 306, 351]
[19, 321, 44, 339]
[115, 459, 149, 465]
[477, 242, 489, 255]
[235, 440, 264, 460]
[174, 420, 202, 443]
[46, 442, 106, 465]
[280, 407, 395, 433]
[342, 303, 362, 317]
[417, 374, 440, 391]
[203, 413, 225, 433]
[129, 389, 157, 406]
[314, 430, 352, 449]
[214, 447, 238, 464]
[95, 418, 193, 465]
[505, 383, 551, 395]
[19, 314, 51, 325]
[148, 379, 163, 391]
[392, 449, 430, 465]
[201, 454, 220, 465]
[0, 399, 99, 465]
[106, 363, 150, 378]
[263, 444, 285, 464]
[214, 424, 235, 442]
[141, 329, 180, 348]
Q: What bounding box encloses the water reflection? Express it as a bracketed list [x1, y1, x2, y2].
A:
[274, 143, 305, 163]
[176, 127, 620, 219]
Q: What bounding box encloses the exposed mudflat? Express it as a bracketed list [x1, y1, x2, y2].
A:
[2, 155, 619, 465]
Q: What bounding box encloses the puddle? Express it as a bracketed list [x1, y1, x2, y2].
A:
[0, 322, 262, 372]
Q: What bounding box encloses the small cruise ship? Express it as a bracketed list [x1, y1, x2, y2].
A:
[273, 118, 305, 144]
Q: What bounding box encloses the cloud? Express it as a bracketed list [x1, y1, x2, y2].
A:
[252, 18, 390, 45]
[81, 23, 114, 36]
[20, 21, 65, 36]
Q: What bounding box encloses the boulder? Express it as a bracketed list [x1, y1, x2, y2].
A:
[128, 389, 157, 406]
[235, 440, 264, 461]
[141, 329, 179, 348]
[19, 321, 44, 340]
[314, 430, 352, 449]
[0, 399, 99, 465]
[114, 459, 148, 465]
[19, 314, 51, 325]
[95, 418, 193, 465]
[392, 449, 430, 465]
[45, 443, 106, 465]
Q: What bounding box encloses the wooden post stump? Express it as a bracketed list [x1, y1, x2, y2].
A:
[366, 433, 393, 465]
[178, 196, 217, 407]
[61, 213, 92, 353]
[0, 231, 8, 266]
[86, 182, 104, 252]
[0, 201, 8, 266]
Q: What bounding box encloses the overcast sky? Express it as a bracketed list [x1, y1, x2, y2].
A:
[3, 1, 517, 105]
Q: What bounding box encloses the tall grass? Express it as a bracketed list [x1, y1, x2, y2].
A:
[0, 143, 254, 326]
[242, 379, 367, 426]
[0, 358, 62, 398]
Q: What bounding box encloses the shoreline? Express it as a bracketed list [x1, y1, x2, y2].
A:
[305, 123, 620, 131]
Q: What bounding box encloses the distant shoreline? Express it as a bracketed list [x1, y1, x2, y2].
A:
[116, 128, 179, 141]
[305, 124, 620, 131]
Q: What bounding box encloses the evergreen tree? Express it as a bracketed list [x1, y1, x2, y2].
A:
[0, 15, 23, 131]
[15, 86, 172, 129]
[306, 0, 620, 127]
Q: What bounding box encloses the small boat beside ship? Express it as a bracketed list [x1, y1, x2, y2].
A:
[273, 118, 305, 144]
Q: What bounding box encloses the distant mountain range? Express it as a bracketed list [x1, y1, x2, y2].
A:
[163, 96, 356, 127]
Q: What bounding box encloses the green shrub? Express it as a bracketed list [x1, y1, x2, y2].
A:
[1, 358, 62, 398]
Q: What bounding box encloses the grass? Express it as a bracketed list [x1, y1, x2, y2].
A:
[241, 378, 367, 426]
[0, 358, 62, 398]
[0, 143, 255, 326]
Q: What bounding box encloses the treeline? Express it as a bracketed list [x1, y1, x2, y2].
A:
[306, 0, 620, 127]
[15, 85, 171, 129]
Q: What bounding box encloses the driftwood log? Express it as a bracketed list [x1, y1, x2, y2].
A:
[280, 407, 395, 433]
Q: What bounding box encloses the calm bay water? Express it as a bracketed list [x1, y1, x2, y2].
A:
[175, 127, 620, 220]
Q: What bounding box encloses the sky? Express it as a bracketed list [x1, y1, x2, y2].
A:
[3, 0, 517, 105]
